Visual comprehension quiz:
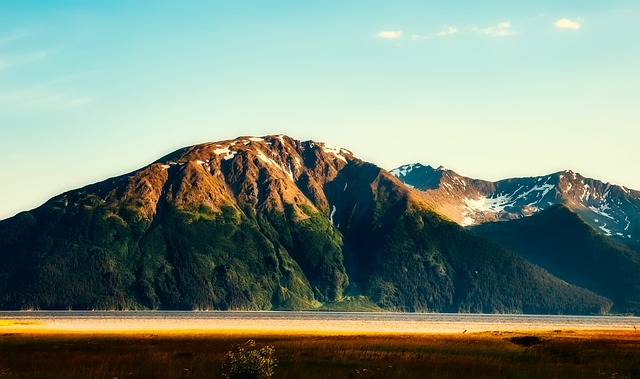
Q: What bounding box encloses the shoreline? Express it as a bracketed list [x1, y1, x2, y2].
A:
[1, 311, 639, 335]
[2, 319, 638, 337]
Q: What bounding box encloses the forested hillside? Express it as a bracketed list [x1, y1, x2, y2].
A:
[0, 136, 617, 314]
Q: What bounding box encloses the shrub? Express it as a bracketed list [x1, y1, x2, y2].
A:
[221, 339, 277, 379]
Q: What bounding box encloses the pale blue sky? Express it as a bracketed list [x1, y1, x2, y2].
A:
[1, 1, 639, 219]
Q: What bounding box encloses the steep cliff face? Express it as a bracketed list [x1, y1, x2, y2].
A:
[0, 136, 614, 314]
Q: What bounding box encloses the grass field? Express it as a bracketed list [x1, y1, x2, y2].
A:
[0, 328, 639, 378]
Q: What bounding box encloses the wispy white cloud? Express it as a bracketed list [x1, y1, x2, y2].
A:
[554, 18, 582, 30]
[437, 26, 459, 37]
[474, 21, 516, 37]
[411, 26, 459, 41]
[380, 21, 513, 42]
[375, 30, 403, 39]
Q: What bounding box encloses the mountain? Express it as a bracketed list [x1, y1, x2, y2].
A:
[391, 163, 640, 245]
[471, 205, 640, 314]
[0, 136, 613, 313]
[392, 163, 640, 314]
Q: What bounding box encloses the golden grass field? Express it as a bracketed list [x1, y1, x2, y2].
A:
[1, 319, 640, 378]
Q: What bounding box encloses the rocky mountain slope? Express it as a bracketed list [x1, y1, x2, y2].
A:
[0, 136, 626, 313]
[391, 163, 640, 245]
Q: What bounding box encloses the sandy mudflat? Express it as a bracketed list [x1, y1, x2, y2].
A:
[1, 312, 638, 335]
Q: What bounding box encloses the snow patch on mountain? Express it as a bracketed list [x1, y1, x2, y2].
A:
[256, 150, 273, 166]
[286, 162, 295, 181]
[464, 194, 513, 214]
[214, 147, 237, 160]
[588, 205, 615, 220]
[256, 150, 294, 181]
[391, 163, 420, 177]
[320, 144, 348, 163]
[392, 162, 638, 242]
[516, 182, 555, 205]
[330, 205, 337, 225]
[453, 178, 561, 226]
[599, 223, 613, 236]
[460, 216, 475, 227]
[581, 184, 591, 201]
[453, 176, 467, 188]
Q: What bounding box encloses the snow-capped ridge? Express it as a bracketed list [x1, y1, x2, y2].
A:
[390, 163, 640, 242]
[319, 142, 351, 163]
[390, 163, 424, 177]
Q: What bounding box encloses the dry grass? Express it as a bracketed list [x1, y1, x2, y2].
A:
[0, 320, 40, 327]
[0, 329, 639, 378]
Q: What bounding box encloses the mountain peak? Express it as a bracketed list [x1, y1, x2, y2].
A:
[391, 164, 640, 243]
[390, 163, 424, 177]
[0, 136, 630, 314]
[390, 163, 446, 191]
[160, 135, 354, 167]
[48, 135, 360, 225]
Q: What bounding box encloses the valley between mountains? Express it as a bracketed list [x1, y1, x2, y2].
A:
[1, 135, 639, 314]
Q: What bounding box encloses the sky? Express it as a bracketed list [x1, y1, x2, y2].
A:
[1, 1, 639, 220]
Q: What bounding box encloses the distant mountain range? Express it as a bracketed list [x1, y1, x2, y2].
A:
[391, 163, 640, 245]
[0, 135, 638, 314]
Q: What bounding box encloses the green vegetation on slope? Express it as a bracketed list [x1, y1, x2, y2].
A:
[327, 162, 611, 314]
[256, 203, 348, 303]
[0, 156, 620, 314]
[0, 196, 334, 310]
[471, 205, 640, 314]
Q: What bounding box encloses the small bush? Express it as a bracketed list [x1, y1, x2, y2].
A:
[221, 339, 277, 379]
